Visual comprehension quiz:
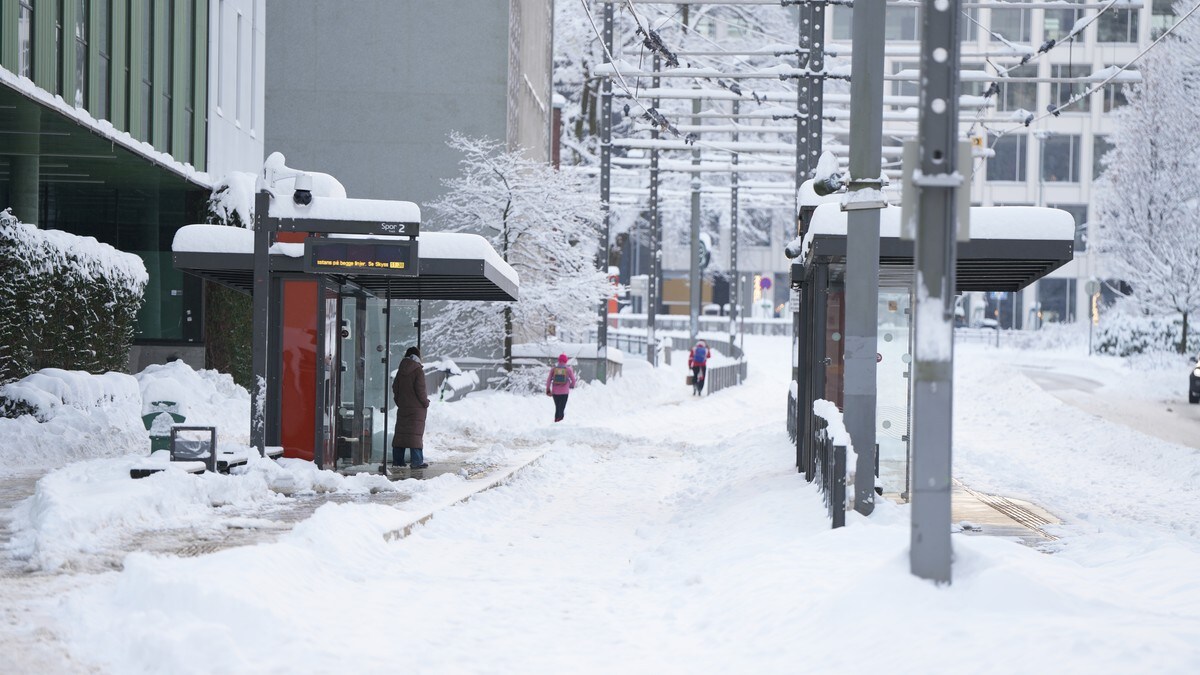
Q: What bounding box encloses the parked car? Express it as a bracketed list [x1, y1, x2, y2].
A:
[1190, 356, 1200, 404]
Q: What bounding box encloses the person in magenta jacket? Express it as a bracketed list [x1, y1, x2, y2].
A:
[545, 353, 578, 422]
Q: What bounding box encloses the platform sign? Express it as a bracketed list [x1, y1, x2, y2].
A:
[302, 238, 419, 276]
[278, 219, 419, 236]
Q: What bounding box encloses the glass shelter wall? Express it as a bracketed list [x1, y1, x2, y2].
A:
[876, 287, 913, 497]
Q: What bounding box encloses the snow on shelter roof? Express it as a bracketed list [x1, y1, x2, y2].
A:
[267, 193, 421, 226]
[805, 204, 1074, 246]
[172, 225, 519, 300]
[796, 205, 1076, 292]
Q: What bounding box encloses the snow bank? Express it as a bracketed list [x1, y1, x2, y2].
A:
[0, 370, 147, 473]
[3, 454, 406, 572]
[46, 336, 1200, 672]
[135, 361, 251, 446]
[0, 362, 252, 476]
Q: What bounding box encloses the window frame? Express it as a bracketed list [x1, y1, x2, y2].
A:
[18, 0, 34, 79]
[987, 133, 1028, 183]
[74, 0, 90, 108]
[1040, 134, 1081, 183]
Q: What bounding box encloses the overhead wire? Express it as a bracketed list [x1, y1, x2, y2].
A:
[578, 0, 801, 167]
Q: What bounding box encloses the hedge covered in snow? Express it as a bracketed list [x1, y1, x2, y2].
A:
[0, 209, 147, 385]
[1093, 311, 1197, 356]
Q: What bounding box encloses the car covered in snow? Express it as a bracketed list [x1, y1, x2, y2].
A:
[1190, 356, 1200, 404]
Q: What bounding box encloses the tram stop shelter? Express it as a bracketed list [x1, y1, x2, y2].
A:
[788, 202, 1074, 499]
[172, 187, 518, 470]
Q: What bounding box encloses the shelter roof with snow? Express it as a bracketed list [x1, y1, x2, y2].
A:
[792, 204, 1074, 292]
[172, 191, 518, 302]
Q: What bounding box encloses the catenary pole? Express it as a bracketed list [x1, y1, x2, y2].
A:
[730, 98, 740, 363]
[689, 93, 702, 343]
[597, 1, 614, 383]
[648, 55, 661, 365]
[845, 0, 886, 515]
[910, 0, 962, 584]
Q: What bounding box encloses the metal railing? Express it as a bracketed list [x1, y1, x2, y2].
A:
[811, 415, 846, 529]
[702, 360, 748, 395]
[611, 313, 792, 336]
[787, 390, 798, 443]
[953, 327, 1002, 347]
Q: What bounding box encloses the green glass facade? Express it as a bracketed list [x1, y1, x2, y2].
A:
[0, 0, 210, 343]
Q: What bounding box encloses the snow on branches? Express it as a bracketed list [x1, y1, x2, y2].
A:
[1093, 10, 1200, 354]
[423, 134, 612, 367]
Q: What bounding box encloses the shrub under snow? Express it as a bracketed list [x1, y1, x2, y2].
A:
[0, 209, 147, 384]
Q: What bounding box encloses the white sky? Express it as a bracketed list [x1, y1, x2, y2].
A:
[2, 334, 1200, 672]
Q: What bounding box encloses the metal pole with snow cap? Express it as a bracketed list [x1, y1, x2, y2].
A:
[910, 0, 963, 584]
[844, 0, 887, 516]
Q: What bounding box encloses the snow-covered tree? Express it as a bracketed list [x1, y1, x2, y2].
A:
[424, 134, 612, 372]
[1094, 9, 1200, 354]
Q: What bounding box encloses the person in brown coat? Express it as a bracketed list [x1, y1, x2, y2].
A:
[391, 346, 430, 469]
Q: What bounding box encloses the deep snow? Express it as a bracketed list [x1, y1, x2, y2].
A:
[1, 335, 1199, 673]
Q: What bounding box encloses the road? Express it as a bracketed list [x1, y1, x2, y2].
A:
[1019, 367, 1200, 451]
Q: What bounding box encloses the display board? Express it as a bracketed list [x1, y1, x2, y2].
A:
[302, 238, 419, 276]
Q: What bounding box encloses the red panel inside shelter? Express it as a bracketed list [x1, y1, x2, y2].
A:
[281, 279, 318, 461]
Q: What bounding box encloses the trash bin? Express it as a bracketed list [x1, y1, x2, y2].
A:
[142, 400, 185, 453]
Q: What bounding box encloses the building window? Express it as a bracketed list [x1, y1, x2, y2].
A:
[250, 1, 258, 132]
[831, 7, 851, 41]
[18, 1, 34, 78]
[1099, 9, 1139, 43]
[236, 12, 244, 123]
[886, 6, 919, 41]
[55, 0, 67, 94]
[75, 0, 89, 107]
[217, 0, 226, 111]
[1037, 278, 1077, 323]
[1102, 66, 1133, 111]
[998, 64, 1037, 112]
[1093, 135, 1114, 181]
[141, 0, 154, 143]
[124, 0, 132, 130]
[1049, 203, 1089, 252]
[990, 7, 1031, 43]
[97, 0, 111, 120]
[184, 0, 196, 162]
[960, 62, 988, 98]
[987, 133, 1027, 182]
[892, 61, 919, 101]
[960, 9, 979, 42]
[162, 0, 174, 152]
[1051, 64, 1089, 113]
[1045, 7, 1086, 43]
[1040, 134, 1080, 183]
[1152, 0, 1176, 38]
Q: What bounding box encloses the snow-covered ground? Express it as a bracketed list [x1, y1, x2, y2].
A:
[2, 334, 1199, 673]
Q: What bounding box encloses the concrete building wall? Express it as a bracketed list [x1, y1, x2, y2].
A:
[207, 0, 266, 179]
[507, 0, 554, 162]
[264, 1, 511, 206]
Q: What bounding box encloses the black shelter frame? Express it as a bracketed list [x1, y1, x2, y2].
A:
[174, 201, 517, 470]
[790, 231, 1073, 488]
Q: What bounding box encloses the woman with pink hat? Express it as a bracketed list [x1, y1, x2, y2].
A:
[545, 353, 578, 422]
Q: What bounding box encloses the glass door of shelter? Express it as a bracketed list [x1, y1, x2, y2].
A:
[334, 293, 370, 469]
[362, 297, 420, 466]
[316, 282, 342, 470]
